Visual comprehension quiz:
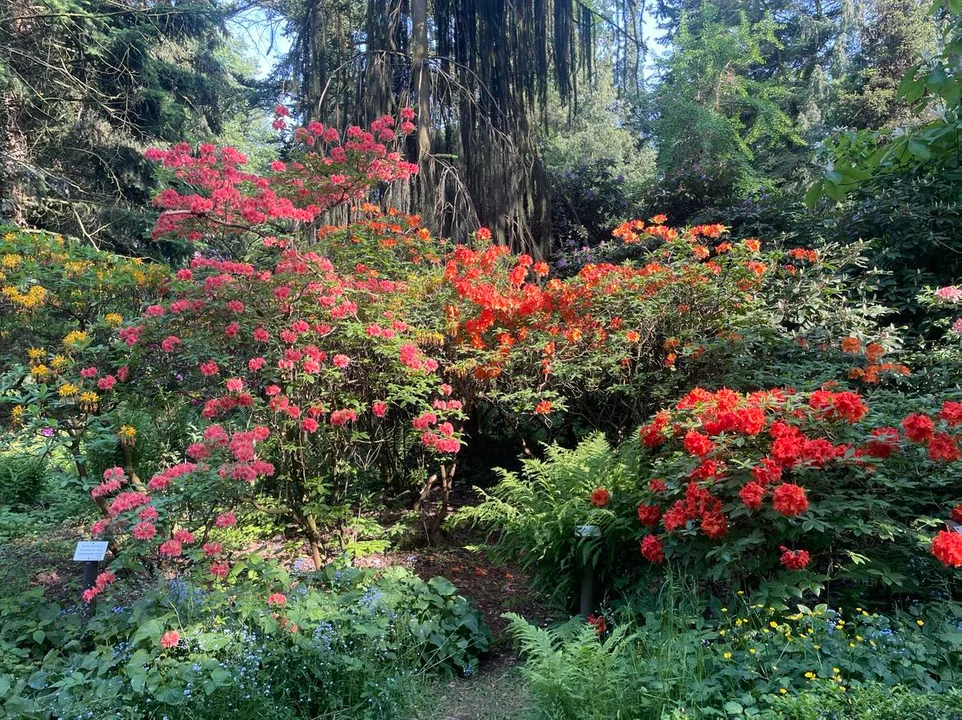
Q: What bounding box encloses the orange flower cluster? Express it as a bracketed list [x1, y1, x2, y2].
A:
[841, 338, 911, 384]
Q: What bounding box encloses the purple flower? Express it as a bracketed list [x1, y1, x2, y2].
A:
[41, 427, 54, 437]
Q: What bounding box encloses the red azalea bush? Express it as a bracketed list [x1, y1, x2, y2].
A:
[461, 385, 962, 602]
[621, 386, 962, 591]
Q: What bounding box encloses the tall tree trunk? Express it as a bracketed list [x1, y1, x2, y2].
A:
[0, 0, 32, 226]
[411, 0, 437, 231]
[0, 92, 27, 226]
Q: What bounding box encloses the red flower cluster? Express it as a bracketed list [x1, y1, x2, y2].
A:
[146, 111, 418, 243]
[932, 530, 962, 568]
[772, 483, 809, 517]
[779, 546, 811, 571]
[640, 535, 665, 564]
[590, 487, 611, 507]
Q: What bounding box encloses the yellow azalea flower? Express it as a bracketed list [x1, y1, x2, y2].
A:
[104, 312, 123, 327]
[11, 405, 25, 424]
[118, 425, 137, 443]
[78, 391, 99, 410]
[30, 364, 51, 379]
[50, 354, 69, 370]
[58, 383, 79, 397]
[1, 253, 22, 269]
[27, 347, 45, 360]
[63, 330, 88, 347]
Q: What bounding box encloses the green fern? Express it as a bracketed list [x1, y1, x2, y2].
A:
[450, 433, 636, 603]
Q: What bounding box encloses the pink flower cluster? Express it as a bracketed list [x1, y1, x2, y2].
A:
[82, 571, 117, 604]
[91, 467, 127, 499]
[146, 111, 417, 242]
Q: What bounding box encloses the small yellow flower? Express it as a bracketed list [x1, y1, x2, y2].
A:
[849, 642, 856, 648]
[833, 667, 840, 674]
[11, 405, 25, 424]
[63, 330, 88, 347]
[78, 391, 99, 411]
[769, 621, 778, 628]
[804, 671, 816, 679]
[30, 364, 51, 379]
[719, 630, 727, 636]
[840, 686, 846, 692]
[721, 608, 728, 613]
[917, 619, 925, 627]
[58, 383, 79, 397]
[723, 652, 732, 659]
[737, 590, 745, 595]
[855, 635, 863, 642]
[748, 648, 756, 655]
[118, 425, 137, 445]
[50, 354, 69, 370]
[779, 688, 787, 694]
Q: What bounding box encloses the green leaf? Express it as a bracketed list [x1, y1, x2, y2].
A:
[907, 139, 932, 160]
[427, 576, 456, 596]
[804, 181, 823, 208]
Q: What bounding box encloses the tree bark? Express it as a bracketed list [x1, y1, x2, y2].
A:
[0, 0, 33, 226]
[411, 0, 437, 231]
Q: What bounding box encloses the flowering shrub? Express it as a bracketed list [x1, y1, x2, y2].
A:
[462, 386, 962, 601]
[0, 228, 169, 512]
[624, 386, 962, 588]
[85, 244, 464, 568]
[147, 107, 417, 256]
